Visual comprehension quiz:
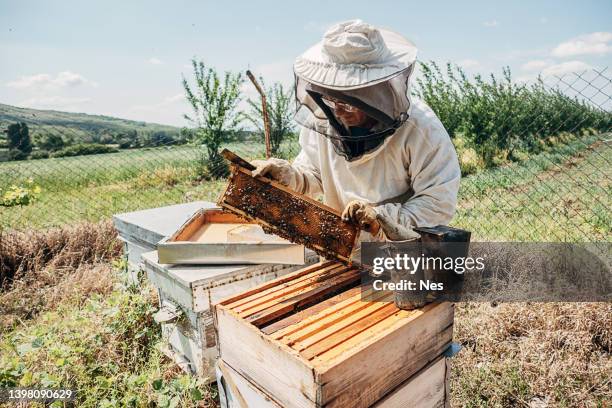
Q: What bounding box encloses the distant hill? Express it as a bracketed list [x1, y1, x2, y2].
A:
[0, 103, 184, 148]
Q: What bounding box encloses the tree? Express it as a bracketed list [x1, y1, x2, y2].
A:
[182, 59, 243, 179]
[6, 122, 32, 160]
[244, 79, 295, 156]
[37, 133, 65, 152]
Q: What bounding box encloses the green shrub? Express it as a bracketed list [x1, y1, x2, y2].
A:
[415, 61, 611, 169]
[29, 150, 50, 160]
[458, 147, 485, 175]
[1, 178, 41, 207]
[8, 149, 28, 161]
[50, 143, 119, 158]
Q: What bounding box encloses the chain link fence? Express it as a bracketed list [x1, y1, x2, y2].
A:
[0, 68, 610, 242]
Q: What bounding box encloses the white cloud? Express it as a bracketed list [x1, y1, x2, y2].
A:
[457, 59, 480, 69]
[520, 60, 552, 71]
[551, 32, 612, 57]
[127, 93, 188, 126]
[6, 71, 97, 90]
[164, 93, 184, 103]
[19, 95, 92, 110]
[540, 61, 592, 77]
[516, 60, 593, 83]
[483, 20, 499, 27]
[148, 57, 163, 65]
[129, 93, 186, 113]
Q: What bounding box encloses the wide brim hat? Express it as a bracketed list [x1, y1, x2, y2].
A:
[294, 19, 418, 91]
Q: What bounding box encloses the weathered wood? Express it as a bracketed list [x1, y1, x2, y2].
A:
[221, 261, 335, 308]
[217, 306, 318, 408]
[216, 356, 448, 408]
[245, 268, 361, 327]
[317, 303, 453, 408]
[262, 287, 362, 337]
[215, 262, 454, 408]
[372, 356, 448, 408]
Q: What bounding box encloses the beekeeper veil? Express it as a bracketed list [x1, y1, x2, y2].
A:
[294, 20, 418, 161]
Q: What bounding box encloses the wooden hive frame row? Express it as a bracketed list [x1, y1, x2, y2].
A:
[215, 261, 454, 408]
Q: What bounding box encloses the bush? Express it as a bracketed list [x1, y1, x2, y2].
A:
[415, 62, 611, 169]
[459, 147, 485, 175]
[0, 178, 41, 207]
[8, 149, 28, 161]
[29, 150, 49, 160]
[50, 143, 119, 158]
[37, 133, 65, 152]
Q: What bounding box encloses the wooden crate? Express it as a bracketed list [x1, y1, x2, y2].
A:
[215, 261, 454, 408]
[218, 149, 360, 263]
[142, 250, 318, 379]
[216, 356, 449, 408]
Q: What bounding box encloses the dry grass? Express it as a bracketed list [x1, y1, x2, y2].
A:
[451, 302, 612, 407]
[0, 262, 115, 330]
[0, 220, 121, 330]
[0, 219, 121, 288]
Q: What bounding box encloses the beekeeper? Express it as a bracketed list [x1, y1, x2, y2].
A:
[252, 20, 460, 242]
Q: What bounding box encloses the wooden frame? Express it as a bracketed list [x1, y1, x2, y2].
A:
[216, 356, 449, 408]
[218, 150, 360, 264]
[215, 261, 454, 408]
[157, 207, 305, 265]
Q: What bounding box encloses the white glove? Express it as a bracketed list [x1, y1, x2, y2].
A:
[376, 213, 421, 241]
[251, 158, 295, 187]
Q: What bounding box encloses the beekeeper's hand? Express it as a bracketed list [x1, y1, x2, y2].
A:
[251, 158, 294, 186]
[376, 214, 421, 241]
[342, 200, 381, 235]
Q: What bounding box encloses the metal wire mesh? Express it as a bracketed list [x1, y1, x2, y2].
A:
[0, 69, 610, 243]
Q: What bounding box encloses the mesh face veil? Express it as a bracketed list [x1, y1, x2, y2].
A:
[294, 65, 414, 161]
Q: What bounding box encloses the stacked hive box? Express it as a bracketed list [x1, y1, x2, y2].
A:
[114, 202, 317, 379]
[214, 261, 454, 408]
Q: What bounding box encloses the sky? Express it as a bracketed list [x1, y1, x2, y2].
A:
[1, 0, 611, 127]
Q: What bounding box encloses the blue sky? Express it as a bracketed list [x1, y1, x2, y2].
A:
[1, 0, 611, 126]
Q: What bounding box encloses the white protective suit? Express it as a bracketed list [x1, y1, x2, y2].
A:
[287, 98, 460, 241]
[266, 20, 460, 241]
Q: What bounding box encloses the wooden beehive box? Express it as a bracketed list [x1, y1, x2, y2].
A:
[214, 261, 454, 408]
[142, 250, 318, 378]
[157, 207, 305, 265]
[218, 149, 360, 264]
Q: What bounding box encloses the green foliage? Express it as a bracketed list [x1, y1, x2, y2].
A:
[182, 59, 243, 179]
[50, 143, 119, 158]
[29, 150, 50, 160]
[415, 62, 612, 169]
[0, 267, 214, 407]
[36, 133, 65, 152]
[6, 122, 32, 159]
[0, 103, 183, 150]
[244, 78, 295, 157]
[1, 178, 41, 207]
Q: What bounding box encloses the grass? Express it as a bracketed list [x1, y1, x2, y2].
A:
[455, 133, 611, 241]
[2, 133, 608, 242]
[0, 226, 217, 407]
[451, 302, 611, 407]
[0, 138, 300, 230]
[0, 231, 609, 407]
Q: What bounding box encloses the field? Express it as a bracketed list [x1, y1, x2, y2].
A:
[1, 133, 609, 242]
[0, 133, 610, 407]
[0, 103, 181, 145]
[0, 139, 298, 230]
